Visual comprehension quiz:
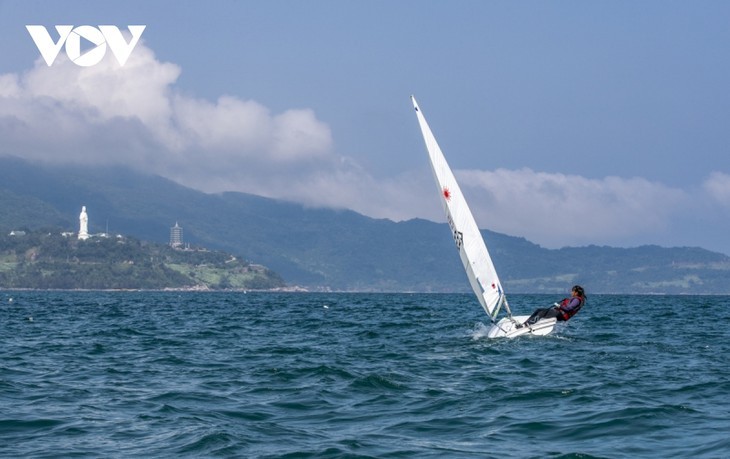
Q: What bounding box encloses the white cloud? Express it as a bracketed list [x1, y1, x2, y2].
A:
[0, 74, 20, 96]
[455, 168, 691, 248]
[703, 171, 730, 207]
[21, 44, 178, 127]
[0, 42, 333, 176]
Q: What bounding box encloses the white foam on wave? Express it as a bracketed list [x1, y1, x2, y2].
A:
[470, 322, 491, 341]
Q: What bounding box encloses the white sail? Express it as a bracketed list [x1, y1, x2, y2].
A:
[411, 96, 506, 319]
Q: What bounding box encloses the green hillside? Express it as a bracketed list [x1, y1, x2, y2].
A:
[0, 230, 284, 290]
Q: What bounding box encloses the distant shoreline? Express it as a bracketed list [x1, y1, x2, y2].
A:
[2, 288, 729, 296]
[0, 287, 308, 293]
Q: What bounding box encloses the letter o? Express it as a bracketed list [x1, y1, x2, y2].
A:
[66, 25, 106, 66]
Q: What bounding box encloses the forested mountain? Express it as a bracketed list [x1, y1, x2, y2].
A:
[2, 156, 729, 293]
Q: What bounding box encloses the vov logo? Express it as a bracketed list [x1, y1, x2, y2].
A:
[26, 25, 146, 67]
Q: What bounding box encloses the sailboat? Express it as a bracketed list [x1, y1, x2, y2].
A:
[411, 96, 555, 338]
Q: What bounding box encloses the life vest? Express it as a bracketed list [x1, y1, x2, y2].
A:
[558, 296, 585, 321]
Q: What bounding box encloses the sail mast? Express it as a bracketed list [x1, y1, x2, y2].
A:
[411, 96, 507, 320]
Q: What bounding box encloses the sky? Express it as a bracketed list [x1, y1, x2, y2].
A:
[1, 1, 729, 255]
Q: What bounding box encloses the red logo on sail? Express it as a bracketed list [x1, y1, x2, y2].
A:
[443, 187, 452, 201]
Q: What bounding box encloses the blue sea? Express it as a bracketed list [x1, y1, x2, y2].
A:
[1, 291, 728, 458]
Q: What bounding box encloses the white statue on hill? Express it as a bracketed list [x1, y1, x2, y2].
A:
[78, 206, 89, 240]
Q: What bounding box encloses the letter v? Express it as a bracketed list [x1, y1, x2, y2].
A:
[99, 25, 146, 66]
[26, 25, 73, 66]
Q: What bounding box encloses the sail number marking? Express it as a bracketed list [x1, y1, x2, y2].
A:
[447, 214, 464, 250]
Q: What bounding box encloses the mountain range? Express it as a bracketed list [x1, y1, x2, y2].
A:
[1, 156, 729, 294]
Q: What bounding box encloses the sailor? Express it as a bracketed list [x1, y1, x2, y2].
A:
[518, 285, 586, 328]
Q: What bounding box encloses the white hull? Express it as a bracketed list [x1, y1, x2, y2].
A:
[486, 315, 556, 339]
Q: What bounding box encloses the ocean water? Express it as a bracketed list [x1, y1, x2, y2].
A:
[1, 291, 728, 458]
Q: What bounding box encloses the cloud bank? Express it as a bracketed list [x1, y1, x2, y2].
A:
[0, 44, 334, 176]
[456, 169, 692, 248]
[0, 42, 726, 251]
